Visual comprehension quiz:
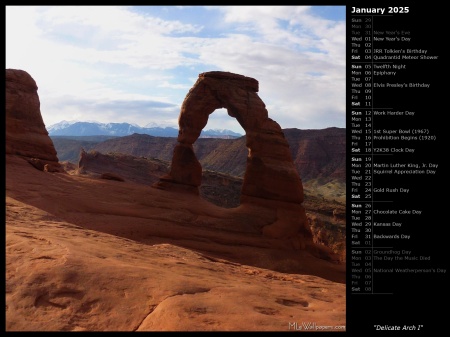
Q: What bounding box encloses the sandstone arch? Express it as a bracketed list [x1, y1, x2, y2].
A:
[154, 71, 312, 242]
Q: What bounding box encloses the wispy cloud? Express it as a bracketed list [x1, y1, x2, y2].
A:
[6, 5, 345, 133]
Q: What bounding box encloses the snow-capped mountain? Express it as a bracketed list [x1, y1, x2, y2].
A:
[47, 121, 243, 138]
[46, 120, 80, 132]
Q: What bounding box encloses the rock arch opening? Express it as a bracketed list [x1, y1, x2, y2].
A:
[192, 108, 246, 209]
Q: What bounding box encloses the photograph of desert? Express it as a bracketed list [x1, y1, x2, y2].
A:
[6, 6, 346, 332]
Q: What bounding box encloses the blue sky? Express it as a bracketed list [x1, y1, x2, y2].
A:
[6, 6, 345, 134]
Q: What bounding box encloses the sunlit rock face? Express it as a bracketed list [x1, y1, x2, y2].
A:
[154, 71, 312, 242]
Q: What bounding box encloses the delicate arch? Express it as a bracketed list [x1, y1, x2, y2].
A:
[154, 71, 311, 240]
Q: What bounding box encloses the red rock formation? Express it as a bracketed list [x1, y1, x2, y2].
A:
[5, 69, 62, 172]
[283, 127, 346, 182]
[154, 71, 312, 244]
[77, 148, 169, 185]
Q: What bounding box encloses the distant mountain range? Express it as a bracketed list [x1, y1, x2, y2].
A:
[47, 120, 242, 139]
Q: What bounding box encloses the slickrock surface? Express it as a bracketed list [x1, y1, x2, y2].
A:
[6, 155, 345, 331]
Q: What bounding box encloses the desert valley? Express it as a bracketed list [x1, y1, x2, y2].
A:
[6, 68, 346, 331]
